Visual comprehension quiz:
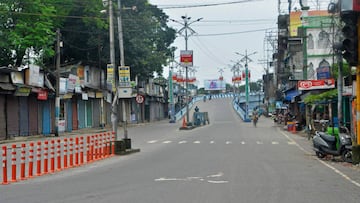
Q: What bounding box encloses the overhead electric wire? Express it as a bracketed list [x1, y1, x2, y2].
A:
[190, 36, 228, 66]
[156, 0, 262, 9]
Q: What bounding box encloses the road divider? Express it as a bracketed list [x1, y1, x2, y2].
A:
[1, 132, 115, 185]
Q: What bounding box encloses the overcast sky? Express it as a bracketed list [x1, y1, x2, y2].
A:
[148, 0, 331, 88]
[148, 0, 279, 88]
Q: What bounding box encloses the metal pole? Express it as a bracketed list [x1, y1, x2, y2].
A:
[171, 16, 202, 125]
[184, 19, 190, 125]
[337, 51, 343, 127]
[55, 29, 61, 137]
[357, 15, 360, 145]
[245, 60, 249, 121]
[236, 50, 256, 122]
[109, 0, 119, 140]
[117, 0, 128, 139]
[169, 54, 175, 123]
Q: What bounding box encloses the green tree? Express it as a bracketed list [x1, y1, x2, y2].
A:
[58, 0, 107, 67]
[58, 0, 176, 80]
[122, 0, 176, 81]
[0, 0, 62, 66]
[1, 0, 176, 81]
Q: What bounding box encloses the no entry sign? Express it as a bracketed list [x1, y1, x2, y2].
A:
[136, 94, 144, 104]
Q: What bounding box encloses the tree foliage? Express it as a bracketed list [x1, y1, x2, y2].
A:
[0, 0, 61, 66]
[0, 0, 176, 80]
[304, 89, 337, 104]
[122, 0, 176, 80]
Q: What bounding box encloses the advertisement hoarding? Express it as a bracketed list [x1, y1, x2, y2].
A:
[297, 79, 335, 90]
[204, 79, 226, 91]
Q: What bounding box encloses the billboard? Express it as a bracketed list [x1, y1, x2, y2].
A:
[297, 79, 335, 91]
[289, 10, 329, 36]
[204, 79, 226, 91]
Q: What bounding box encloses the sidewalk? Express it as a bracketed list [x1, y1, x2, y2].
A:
[274, 119, 360, 172]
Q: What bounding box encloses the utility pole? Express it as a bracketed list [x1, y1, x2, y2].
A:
[169, 57, 175, 123]
[236, 50, 257, 122]
[55, 29, 61, 137]
[171, 15, 202, 125]
[117, 0, 128, 140]
[107, 0, 119, 140]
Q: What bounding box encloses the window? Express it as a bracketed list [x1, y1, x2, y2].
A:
[318, 30, 330, 49]
[307, 62, 316, 80]
[308, 34, 314, 49]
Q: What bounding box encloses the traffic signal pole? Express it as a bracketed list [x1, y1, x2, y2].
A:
[355, 15, 360, 164]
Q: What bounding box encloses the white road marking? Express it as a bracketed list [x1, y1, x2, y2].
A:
[147, 140, 158, 144]
[178, 140, 187, 144]
[241, 141, 246, 145]
[193, 141, 201, 144]
[155, 178, 180, 181]
[288, 141, 296, 145]
[210, 141, 215, 144]
[207, 172, 224, 178]
[226, 141, 232, 144]
[256, 141, 263, 144]
[155, 172, 228, 184]
[272, 141, 279, 145]
[163, 141, 172, 144]
[207, 180, 229, 184]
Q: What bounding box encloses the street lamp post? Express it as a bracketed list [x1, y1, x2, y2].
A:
[236, 50, 257, 122]
[171, 15, 202, 125]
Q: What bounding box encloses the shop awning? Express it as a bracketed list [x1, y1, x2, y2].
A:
[284, 90, 301, 102]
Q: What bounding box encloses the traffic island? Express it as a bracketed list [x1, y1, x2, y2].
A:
[352, 145, 360, 164]
[114, 139, 140, 155]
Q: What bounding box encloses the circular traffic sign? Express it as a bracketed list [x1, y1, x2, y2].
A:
[136, 94, 144, 104]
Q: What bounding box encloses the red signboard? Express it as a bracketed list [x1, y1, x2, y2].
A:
[37, 90, 48, 100]
[297, 79, 335, 90]
[180, 50, 193, 67]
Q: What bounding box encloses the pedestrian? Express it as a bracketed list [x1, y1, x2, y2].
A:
[195, 106, 199, 112]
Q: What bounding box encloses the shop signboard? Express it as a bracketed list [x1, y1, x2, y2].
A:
[297, 79, 335, 90]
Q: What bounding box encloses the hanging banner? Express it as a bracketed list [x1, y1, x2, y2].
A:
[180, 50, 193, 67]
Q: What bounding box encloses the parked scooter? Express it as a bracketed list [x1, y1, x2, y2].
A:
[313, 129, 352, 163]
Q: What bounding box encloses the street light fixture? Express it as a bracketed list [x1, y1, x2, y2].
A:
[171, 15, 203, 125]
[235, 50, 257, 122]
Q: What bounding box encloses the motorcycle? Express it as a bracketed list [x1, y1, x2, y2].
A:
[313, 130, 352, 163]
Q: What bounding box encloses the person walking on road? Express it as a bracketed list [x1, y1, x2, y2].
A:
[252, 108, 259, 127]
